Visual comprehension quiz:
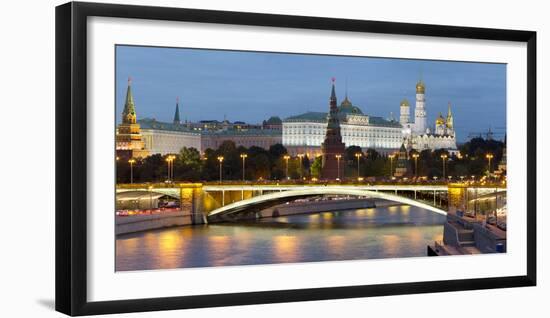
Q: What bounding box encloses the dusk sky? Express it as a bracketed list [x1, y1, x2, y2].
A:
[116, 45, 506, 142]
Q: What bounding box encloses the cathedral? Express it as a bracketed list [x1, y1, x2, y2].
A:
[400, 80, 458, 153]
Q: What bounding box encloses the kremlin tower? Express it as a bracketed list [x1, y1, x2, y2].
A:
[115, 77, 149, 159]
[321, 78, 346, 180]
[173, 97, 181, 125]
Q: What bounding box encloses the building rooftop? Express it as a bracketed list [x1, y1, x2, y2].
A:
[284, 112, 328, 123]
[284, 112, 401, 127]
[138, 118, 281, 136]
[139, 118, 195, 132]
[264, 116, 283, 125]
[201, 128, 281, 136]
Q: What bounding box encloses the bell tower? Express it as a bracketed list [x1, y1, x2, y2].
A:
[414, 80, 427, 134]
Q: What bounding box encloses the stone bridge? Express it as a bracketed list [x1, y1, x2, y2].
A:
[116, 183, 456, 223]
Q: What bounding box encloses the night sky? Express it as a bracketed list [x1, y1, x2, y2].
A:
[115, 45, 506, 142]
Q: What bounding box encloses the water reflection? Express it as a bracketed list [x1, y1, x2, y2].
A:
[116, 205, 446, 271]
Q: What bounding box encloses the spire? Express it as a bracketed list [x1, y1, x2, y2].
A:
[173, 96, 181, 125]
[122, 77, 137, 124]
[327, 77, 340, 130]
[345, 77, 348, 99]
[446, 102, 454, 129]
[330, 77, 337, 102]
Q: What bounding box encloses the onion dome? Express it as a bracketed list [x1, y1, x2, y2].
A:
[400, 98, 410, 106]
[416, 80, 425, 94]
[435, 112, 445, 125]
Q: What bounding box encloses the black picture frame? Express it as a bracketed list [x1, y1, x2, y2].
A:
[55, 1, 537, 316]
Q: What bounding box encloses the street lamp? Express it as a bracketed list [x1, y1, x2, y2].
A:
[354, 152, 362, 180]
[388, 154, 395, 178]
[217, 156, 224, 183]
[148, 185, 153, 210]
[283, 155, 291, 180]
[170, 155, 176, 180]
[335, 154, 342, 180]
[486, 153, 494, 175]
[128, 158, 136, 184]
[165, 155, 175, 181]
[240, 153, 248, 182]
[412, 153, 420, 178]
[297, 154, 304, 179]
[440, 154, 448, 179]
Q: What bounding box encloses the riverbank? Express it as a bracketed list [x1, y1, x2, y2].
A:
[116, 210, 194, 235]
[116, 198, 404, 234]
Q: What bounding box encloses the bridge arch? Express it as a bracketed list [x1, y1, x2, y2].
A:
[208, 187, 447, 218]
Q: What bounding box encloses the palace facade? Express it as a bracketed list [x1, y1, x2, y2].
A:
[282, 79, 458, 156]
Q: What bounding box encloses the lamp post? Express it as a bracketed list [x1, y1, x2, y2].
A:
[165, 155, 175, 181]
[240, 153, 248, 182]
[217, 156, 224, 184]
[354, 153, 362, 180]
[128, 158, 136, 184]
[388, 154, 395, 178]
[486, 153, 494, 176]
[412, 153, 419, 178]
[283, 155, 290, 180]
[170, 155, 176, 180]
[148, 185, 153, 210]
[335, 154, 342, 180]
[440, 153, 448, 179]
[297, 154, 304, 180]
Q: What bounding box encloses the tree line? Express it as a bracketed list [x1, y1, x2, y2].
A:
[116, 137, 505, 183]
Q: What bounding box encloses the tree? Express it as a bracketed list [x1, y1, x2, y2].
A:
[249, 153, 271, 180]
[217, 140, 240, 180]
[269, 143, 287, 159]
[310, 156, 322, 178]
[174, 147, 202, 181]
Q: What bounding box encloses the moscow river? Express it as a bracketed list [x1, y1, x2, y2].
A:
[116, 205, 445, 271]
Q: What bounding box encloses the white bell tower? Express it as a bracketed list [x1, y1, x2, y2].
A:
[414, 80, 427, 134]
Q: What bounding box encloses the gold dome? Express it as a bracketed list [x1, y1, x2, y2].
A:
[435, 112, 445, 125]
[416, 80, 425, 94]
[400, 98, 410, 106]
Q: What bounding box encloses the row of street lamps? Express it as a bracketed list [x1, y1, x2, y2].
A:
[117, 151, 495, 184]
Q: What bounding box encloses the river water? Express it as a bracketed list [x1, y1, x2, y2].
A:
[116, 205, 445, 271]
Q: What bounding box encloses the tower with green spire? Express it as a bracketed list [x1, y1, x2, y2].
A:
[173, 97, 181, 125]
[321, 78, 346, 180]
[116, 77, 149, 159]
[122, 78, 137, 124]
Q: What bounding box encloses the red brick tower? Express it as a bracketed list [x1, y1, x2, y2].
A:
[321, 78, 346, 180]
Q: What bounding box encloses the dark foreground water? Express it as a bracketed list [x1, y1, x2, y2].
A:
[116, 205, 445, 271]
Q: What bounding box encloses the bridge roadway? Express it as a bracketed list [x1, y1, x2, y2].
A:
[202, 184, 448, 192]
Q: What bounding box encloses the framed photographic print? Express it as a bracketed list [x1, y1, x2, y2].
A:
[55, 1, 536, 316]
